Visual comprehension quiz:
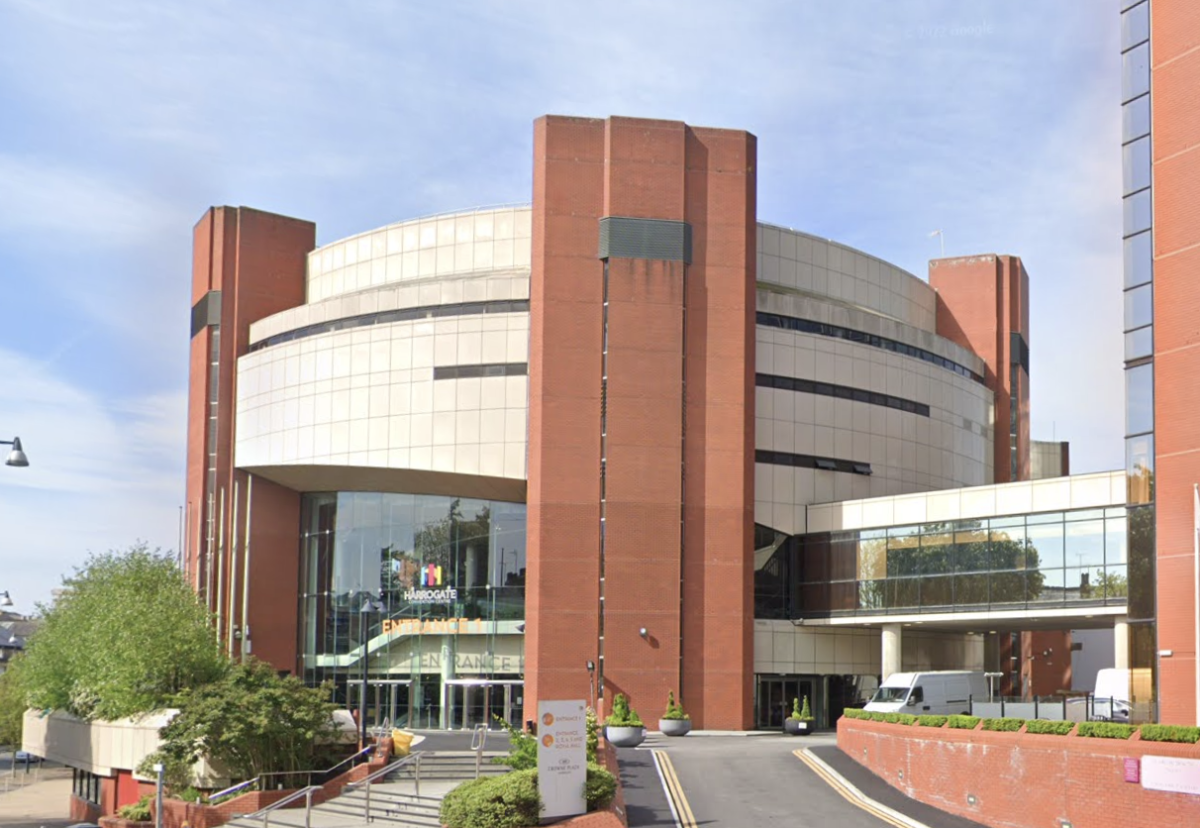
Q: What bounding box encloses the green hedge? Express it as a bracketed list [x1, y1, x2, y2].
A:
[839, 709, 916, 724]
[440, 769, 541, 828]
[916, 715, 948, 728]
[1024, 720, 1075, 736]
[584, 764, 617, 811]
[1139, 724, 1200, 744]
[1077, 722, 1135, 740]
[841, 708, 869, 720]
[947, 715, 980, 730]
[982, 718, 1025, 732]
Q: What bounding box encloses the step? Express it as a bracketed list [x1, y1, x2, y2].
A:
[317, 802, 443, 826]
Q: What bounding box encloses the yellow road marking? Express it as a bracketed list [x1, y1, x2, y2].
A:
[653, 749, 697, 828]
[793, 749, 916, 828]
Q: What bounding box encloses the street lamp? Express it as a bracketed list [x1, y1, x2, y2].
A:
[358, 594, 385, 748]
[1, 438, 28, 467]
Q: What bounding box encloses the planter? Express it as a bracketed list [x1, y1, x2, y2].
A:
[605, 725, 646, 748]
[784, 718, 815, 736]
[659, 718, 692, 737]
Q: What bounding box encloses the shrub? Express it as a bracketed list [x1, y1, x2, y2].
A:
[1024, 720, 1075, 736]
[789, 696, 814, 722]
[1077, 722, 1135, 740]
[948, 715, 980, 730]
[135, 750, 192, 795]
[916, 715, 948, 728]
[118, 795, 153, 822]
[662, 691, 689, 721]
[877, 712, 916, 725]
[1139, 724, 1200, 743]
[491, 715, 538, 771]
[841, 708, 869, 720]
[605, 694, 643, 728]
[982, 718, 1025, 732]
[440, 769, 541, 828]
[585, 763, 617, 811]
[585, 708, 599, 761]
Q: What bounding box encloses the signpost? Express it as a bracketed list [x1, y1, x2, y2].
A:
[536, 700, 587, 821]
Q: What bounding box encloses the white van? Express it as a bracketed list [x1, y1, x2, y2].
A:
[864, 671, 989, 715]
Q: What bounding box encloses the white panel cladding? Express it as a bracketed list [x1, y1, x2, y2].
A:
[235, 312, 529, 480]
[756, 223, 938, 333]
[754, 322, 993, 534]
[803, 470, 1125, 535]
[304, 205, 532, 305]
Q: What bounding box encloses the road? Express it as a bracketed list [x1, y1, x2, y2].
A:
[618, 733, 986, 828]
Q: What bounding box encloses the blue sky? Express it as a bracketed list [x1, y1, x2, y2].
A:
[0, 1, 1124, 611]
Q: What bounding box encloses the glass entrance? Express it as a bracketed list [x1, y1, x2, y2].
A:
[445, 681, 524, 730]
[755, 675, 819, 729]
[348, 680, 413, 733]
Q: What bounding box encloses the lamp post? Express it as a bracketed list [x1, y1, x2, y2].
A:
[1, 438, 29, 467]
[358, 595, 385, 748]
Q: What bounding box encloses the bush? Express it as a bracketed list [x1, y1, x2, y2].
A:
[440, 769, 541, 828]
[491, 715, 538, 771]
[605, 694, 643, 728]
[662, 691, 689, 721]
[790, 696, 814, 722]
[876, 712, 916, 725]
[118, 795, 153, 822]
[982, 718, 1025, 732]
[916, 715, 948, 728]
[585, 708, 599, 761]
[947, 715, 980, 730]
[1077, 722, 1135, 740]
[841, 708, 869, 720]
[135, 750, 192, 795]
[1139, 724, 1200, 743]
[585, 763, 617, 810]
[1024, 720, 1075, 736]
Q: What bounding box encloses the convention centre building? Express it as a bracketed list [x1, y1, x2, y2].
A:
[183, 93, 1197, 730]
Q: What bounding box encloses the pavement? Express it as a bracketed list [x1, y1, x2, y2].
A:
[0, 751, 74, 828]
[617, 731, 989, 828]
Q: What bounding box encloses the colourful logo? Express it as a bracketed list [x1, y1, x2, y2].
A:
[420, 564, 443, 587]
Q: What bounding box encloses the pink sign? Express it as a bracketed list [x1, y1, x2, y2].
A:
[1124, 757, 1140, 783]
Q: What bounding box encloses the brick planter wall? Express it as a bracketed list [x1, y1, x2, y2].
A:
[552, 738, 627, 828]
[838, 717, 1200, 828]
[70, 795, 103, 824]
[99, 819, 152, 828]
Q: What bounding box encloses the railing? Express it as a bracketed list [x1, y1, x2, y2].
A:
[225, 744, 375, 795]
[344, 752, 424, 821]
[969, 694, 1132, 723]
[471, 724, 488, 778]
[241, 785, 322, 828]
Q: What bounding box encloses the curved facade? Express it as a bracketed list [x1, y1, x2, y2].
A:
[185, 114, 1031, 734]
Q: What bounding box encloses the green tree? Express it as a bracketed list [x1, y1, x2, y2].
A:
[0, 656, 28, 748]
[19, 544, 226, 720]
[156, 659, 338, 781]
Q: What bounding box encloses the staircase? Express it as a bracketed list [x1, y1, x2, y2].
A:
[223, 750, 509, 828]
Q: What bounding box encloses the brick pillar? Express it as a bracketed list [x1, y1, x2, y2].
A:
[527, 116, 755, 729]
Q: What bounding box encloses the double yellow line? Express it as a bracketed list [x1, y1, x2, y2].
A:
[653, 749, 697, 828]
[793, 749, 918, 828]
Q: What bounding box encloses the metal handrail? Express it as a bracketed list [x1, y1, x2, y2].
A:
[344, 752, 424, 820]
[211, 777, 259, 801]
[242, 785, 321, 828]
[254, 744, 375, 787]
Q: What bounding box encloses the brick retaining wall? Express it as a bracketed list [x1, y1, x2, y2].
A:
[838, 717, 1200, 828]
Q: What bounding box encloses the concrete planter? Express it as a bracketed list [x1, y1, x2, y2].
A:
[784, 718, 814, 736]
[605, 725, 646, 748]
[659, 718, 692, 737]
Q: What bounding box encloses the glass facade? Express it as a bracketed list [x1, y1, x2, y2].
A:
[764, 507, 1130, 619]
[299, 492, 526, 730]
[1120, 0, 1157, 719]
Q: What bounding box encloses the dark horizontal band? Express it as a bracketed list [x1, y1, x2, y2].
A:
[249, 300, 530, 353]
[756, 311, 985, 385]
[434, 363, 528, 380]
[756, 450, 872, 475]
[599, 216, 692, 263]
[756, 373, 930, 418]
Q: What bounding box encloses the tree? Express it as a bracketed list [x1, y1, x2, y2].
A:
[0, 656, 27, 748]
[156, 659, 339, 781]
[19, 544, 226, 720]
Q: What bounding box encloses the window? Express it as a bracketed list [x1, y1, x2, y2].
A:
[1125, 364, 1154, 436]
[1126, 434, 1154, 505]
[1122, 43, 1150, 103]
[1122, 137, 1152, 196]
[1123, 95, 1150, 144]
[1123, 231, 1153, 289]
[1123, 189, 1152, 237]
[1125, 327, 1153, 362]
[1121, 2, 1150, 52]
[909, 686, 923, 704]
[1124, 284, 1153, 331]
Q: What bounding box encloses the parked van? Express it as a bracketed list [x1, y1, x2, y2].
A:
[864, 671, 989, 715]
